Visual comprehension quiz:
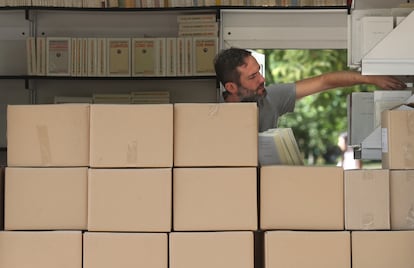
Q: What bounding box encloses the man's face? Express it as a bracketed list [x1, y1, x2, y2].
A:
[235, 55, 266, 102]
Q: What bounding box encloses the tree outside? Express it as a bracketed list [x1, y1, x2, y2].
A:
[260, 49, 377, 165]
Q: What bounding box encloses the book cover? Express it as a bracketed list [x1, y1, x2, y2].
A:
[132, 38, 157, 76]
[46, 37, 71, 76]
[192, 36, 217, 75]
[107, 38, 131, 76]
[71, 37, 77, 76]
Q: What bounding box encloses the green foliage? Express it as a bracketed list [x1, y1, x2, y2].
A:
[259, 49, 376, 164]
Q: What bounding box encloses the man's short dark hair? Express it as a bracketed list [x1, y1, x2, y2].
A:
[214, 47, 252, 86]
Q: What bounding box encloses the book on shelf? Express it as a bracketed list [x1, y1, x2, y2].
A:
[71, 38, 77, 76]
[46, 37, 71, 76]
[192, 36, 217, 76]
[177, 14, 217, 24]
[156, 37, 166, 76]
[26, 37, 36, 75]
[96, 38, 107, 76]
[258, 128, 304, 166]
[176, 37, 186, 76]
[36, 37, 46, 75]
[131, 91, 170, 104]
[81, 38, 88, 76]
[166, 37, 177, 77]
[132, 37, 157, 77]
[54, 96, 93, 104]
[184, 37, 193, 76]
[87, 37, 98, 77]
[107, 38, 131, 76]
[92, 93, 132, 104]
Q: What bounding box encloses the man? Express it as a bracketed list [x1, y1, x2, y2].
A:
[214, 47, 407, 132]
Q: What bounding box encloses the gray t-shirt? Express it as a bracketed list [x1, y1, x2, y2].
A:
[257, 83, 296, 132]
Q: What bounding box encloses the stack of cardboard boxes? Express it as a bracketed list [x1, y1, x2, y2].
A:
[1, 103, 414, 268]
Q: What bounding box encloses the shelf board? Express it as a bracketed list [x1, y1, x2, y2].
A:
[0, 75, 216, 80]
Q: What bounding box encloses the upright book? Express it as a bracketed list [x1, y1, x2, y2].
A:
[132, 38, 157, 77]
[192, 36, 218, 76]
[107, 38, 131, 77]
[46, 37, 71, 76]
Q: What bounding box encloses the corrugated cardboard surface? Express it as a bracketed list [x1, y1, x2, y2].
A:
[7, 104, 90, 167]
[173, 167, 257, 231]
[170, 231, 254, 268]
[5, 167, 88, 230]
[88, 168, 172, 232]
[174, 103, 258, 167]
[390, 170, 414, 230]
[0, 166, 4, 230]
[265, 231, 351, 268]
[344, 169, 390, 230]
[84, 232, 168, 268]
[0, 231, 82, 268]
[382, 110, 414, 169]
[89, 104, 173, 168]
[352, 231, 414, 268]
[260, 166, 344, 230]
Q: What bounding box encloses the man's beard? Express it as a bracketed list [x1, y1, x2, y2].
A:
[238, 85, 267, 103]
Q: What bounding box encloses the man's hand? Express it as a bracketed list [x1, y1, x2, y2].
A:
[365, 75, 407, 90]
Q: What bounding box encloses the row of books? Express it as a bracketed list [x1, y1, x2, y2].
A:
[54, 91, 171, 104]
[26, 36, 218, 77]
[0, 0, 348, 8]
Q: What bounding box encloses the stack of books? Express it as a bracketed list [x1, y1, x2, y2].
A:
[258, 128, 304, 166]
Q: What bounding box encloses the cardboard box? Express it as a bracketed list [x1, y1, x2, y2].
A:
[173, 167, 257, 231]
[382, 110, 414, 169]
[88, 168, 171, 232]
[0, 166, 4, 230]
[174, 103, 258, 167]
[7, 104, 90, 167]
[344, 169, 390, 230]
[352, 231, 414, 268]
[265, 231, 351, 268]
[84, 232, 168, 268]
[5, 167, 88, 230]
[260, 166, 344, 230]
[170, 231, 254, 268]
[0, 231, 82, 268]
[390, 170, 414, 230]
[89, 104, 173, 168]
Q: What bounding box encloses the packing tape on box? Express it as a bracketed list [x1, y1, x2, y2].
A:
[407, 112, 414, 135]
[37, 125, 52, 165]
[403, 144, 414, 167]
[208, 103, 220, 117]
[127, 140, 138, 164]
[362, 213, 375, 229]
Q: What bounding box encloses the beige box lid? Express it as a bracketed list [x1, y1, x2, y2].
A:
[5, 167, 88, 230]
[174, 103, 258, 167]
[265, 231, 351, 268]
[173, 167, 257, 231]
[88, 168, 172, 232]
[260, 166, 344, 230]
[352, 231, 414, 268]
[7, 104, 90, 167]
[170, 231, 254, 268]
[344, 169, 390, 230]
[84, 232, 168, 268]
[89, 104, 173, 168]
[0, 231, 82, 268]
